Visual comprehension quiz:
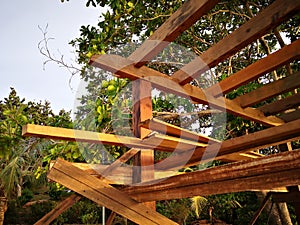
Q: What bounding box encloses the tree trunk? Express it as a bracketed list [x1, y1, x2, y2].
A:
[276, 203, 293, 225]
[0, 197, 8, 225]
[256, 191, 282, 225]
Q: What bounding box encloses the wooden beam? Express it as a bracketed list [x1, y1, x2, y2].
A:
[90, 54, 284, 126]
[106, 212, 117, 225]
[48, 158, 178, 225]
[123, 150, 300, 202]
[143, 133, 207, 152]
[171, 0, 300, 85]
[22, 124, 183, 152]
[272, 192, 300, 203]
[140, 118, 220, 144]
[71, 163, 133, 185]
[128, 0, 219, 67]
[279, 109, 300, 122]
[234, 70, 300, 108]
[155, 119, 300, 170]
[218, 151, 263, 162]
[34, 194, 82, 225]
[259, 92, 300, 116]
[100, 148, 140, 178]
[207, 40, 300, 97]
[132, 79, 156, 211]
[71, 163, 181, 185]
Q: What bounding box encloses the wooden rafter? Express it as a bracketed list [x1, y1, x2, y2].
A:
[100, 148, 140, 178]
[128, 0, 219, 67]
[123, 150, 300, 202]
[259, 92, 300, 116]
[234, 70, 300, 108]
[206, 39, 300, 98]
[22, 124, 195, 152]
[279, 109, 300, 122]
[171, 0, 300, 85]
[140, 118, 220, 144]
[90, 54, 284, 126]
[142, 133, 207, 152]
[34, 194, 82, 225]
[71, 163, 181, 185]
[155, 119, 300, 170]
[48, 158, 178, 225]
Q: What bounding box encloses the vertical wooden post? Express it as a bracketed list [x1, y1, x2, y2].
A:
[132, 79, 156, 211]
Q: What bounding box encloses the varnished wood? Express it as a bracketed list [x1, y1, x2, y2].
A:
[48, 158, 178, 225]
[128, 0, 219, 67]
[155, 119, 300, 170]
[171, 0, 300, 85]
[90, 54, 284, 126]
[234, 70, 300, 108]
[207, 40, 300, 98]
[34, 194, 82, 225]
[259, 92, 300, 116]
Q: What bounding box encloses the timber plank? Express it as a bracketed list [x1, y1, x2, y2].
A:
[272, 192, 300, 203]
[90, 54, 284, 126]
[128, 168, 300, 202]
[279, 109, 300, 122]
[142, 133, 207, 152]
[48, 158, 178, 225]
[22, 124, 182, 152]
[71, 163, 181, 184]
[132, 79, 156, 211]
[234, 70, 300, 108]
[172, 0, 300, 85]
[155, 119, 300, 170]
[123, 150, 300, 201]
[258, 92, 300, 115]
[34, 194, 81, 225]
[128, 0, 219, 67]
[100, 148, 140, 178]
[207, 40, 300, 98]
[140, 118, 220, 144]
[71, 163, 133, 185]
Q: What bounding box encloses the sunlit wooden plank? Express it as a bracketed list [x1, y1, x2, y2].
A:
[172, 0, 300, 85]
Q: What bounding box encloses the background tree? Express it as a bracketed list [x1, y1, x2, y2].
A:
[0, 88, 74, 224]
[40, 0, 299, 223]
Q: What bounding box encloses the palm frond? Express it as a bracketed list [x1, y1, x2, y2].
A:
[191, 196, 208, 218]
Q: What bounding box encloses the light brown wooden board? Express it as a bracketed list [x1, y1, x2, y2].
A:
[48, 158, 178, 225]
[140, 118, 220, 144]
[128, 0, 219, 67]
[34, 194, 81, 225]
[90, 54, 283, 126]
[155, 119, 300, 170]
[259, 92, 300, 116]
[172, 0, 300, 85]
[207, 40, 300, 98]
[234, 70, 300, 108]
[123, 150, 300, 202]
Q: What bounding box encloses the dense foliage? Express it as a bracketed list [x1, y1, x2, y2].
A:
[4, 0, 300, 223]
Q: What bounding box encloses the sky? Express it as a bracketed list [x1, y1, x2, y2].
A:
[0, 0, 104, 114]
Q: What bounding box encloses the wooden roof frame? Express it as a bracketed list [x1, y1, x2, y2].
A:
[24, 0, 300, 224]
